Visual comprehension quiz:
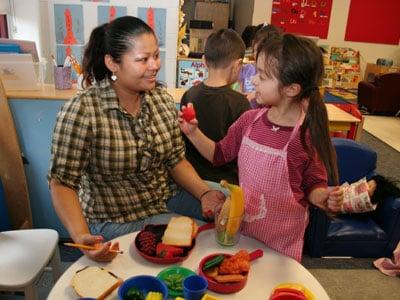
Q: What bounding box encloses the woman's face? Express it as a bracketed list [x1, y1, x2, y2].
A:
[252, 53, 281, 106]
[114, 33, 160, 92]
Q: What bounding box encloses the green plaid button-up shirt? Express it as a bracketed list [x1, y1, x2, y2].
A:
[48, 79, 185, 223]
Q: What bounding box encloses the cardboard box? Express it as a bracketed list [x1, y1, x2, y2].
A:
[189, 28, 213, 53]
[195, 2, 229, 31]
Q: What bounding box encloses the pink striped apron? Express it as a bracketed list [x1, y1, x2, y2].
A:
[238, 108, 308, 262]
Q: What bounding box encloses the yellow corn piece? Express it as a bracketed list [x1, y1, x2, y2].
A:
[220, 180, 244, 236]
[145, 291, 163, 300]
[201, 293, 221, 300]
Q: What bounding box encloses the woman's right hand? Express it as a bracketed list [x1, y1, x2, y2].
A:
[178, 104, 198, 136]
[75, 233, 120, 262]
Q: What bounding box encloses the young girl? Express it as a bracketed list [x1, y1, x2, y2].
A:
[180, 34, 343, 262]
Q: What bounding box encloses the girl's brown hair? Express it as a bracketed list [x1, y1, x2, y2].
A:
[257, 34, 338, 184]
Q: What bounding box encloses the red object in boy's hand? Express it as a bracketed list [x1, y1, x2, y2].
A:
[182, 105, 196, 122]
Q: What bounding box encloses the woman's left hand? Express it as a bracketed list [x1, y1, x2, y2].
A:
[200, 190, 226, 219]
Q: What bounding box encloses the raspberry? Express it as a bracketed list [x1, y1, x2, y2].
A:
[138, 231, 157, 256]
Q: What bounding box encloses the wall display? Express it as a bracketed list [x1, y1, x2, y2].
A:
[177, 59, 207, 88]
[345, 0, 400, 45]
[98, 6, 127, 25]
[54, 4, 84, 45]
[321, 46, 361, 89]
[137, 7, 167, 47]
[271, 0, 332, 39]
[48, 1, 178, 87]
[54, 4, 85, 80]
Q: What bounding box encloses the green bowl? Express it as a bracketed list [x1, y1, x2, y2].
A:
[157, 266, 196, 298]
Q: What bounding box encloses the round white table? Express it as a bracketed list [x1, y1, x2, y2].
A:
[48, 229, 330, 299]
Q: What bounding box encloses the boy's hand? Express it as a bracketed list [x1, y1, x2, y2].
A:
[246, 92, 256, 101]
[178, 103, 198, 135]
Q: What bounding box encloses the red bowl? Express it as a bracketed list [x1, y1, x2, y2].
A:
[134, 223, 214, 265]
[198, 249, 263, 294]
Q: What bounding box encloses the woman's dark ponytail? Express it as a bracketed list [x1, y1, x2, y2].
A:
[82, 23, 110, 88]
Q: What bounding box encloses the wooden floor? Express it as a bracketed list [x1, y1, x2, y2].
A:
[363, 116, 400, 152]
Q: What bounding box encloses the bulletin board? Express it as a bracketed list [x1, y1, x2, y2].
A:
[344, 0, 400, 45]
[48, 0, 179, 87]
[270, 0, 332, 39]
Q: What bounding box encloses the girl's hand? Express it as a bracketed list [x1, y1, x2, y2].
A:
[75, 233, 120, 262]
[200, 190, 226, 220]
[178, 103, 198, 135]
[326, 186, 344, 213]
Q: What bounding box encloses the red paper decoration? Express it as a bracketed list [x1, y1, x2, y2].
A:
[270, 0, 332, 39]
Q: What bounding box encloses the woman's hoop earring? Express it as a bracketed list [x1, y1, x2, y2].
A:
[111, 72, 117, 81]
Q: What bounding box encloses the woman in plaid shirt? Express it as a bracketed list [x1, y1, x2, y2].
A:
[48, 16, 224, 262]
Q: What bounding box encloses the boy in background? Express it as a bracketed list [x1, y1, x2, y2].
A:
[181, 29, 250, 184]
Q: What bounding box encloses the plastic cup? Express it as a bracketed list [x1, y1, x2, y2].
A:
[53, 65, 72, 90]
[183, 275, 208, 300]
[214, 203, 243, 246]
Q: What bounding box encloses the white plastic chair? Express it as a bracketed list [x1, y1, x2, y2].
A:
[0, 228, 61, 300]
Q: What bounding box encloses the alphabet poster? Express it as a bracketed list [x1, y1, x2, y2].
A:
[271, 0, 332, 39]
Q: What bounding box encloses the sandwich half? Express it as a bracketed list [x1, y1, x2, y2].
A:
[71, 266, 122, 300]
[162, 216, 198, 247]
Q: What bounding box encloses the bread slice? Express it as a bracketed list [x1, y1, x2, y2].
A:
[162, 216, 195, 247]
[71, 266, 122, 300]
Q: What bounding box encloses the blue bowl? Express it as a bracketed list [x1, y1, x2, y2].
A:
[118, 275, 168, 300]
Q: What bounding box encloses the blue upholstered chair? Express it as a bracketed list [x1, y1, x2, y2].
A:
[305, 138, 400, 258]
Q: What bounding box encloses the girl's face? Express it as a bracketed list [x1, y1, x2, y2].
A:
[114, 33, 160, 92]
[252, 53, 281, 106]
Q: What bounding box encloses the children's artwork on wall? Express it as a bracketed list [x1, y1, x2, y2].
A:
[157, 51, 166, 83]
[98, 6, 127, 25]
[345, 0, 400, 45]
[49, 0, 178, 87]
[270, 0, 332, 39]
[54, 4, 84, 45]
[137, 7, 166, 47]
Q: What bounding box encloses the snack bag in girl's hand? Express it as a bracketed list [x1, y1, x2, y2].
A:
[340, 177, 377, 213]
